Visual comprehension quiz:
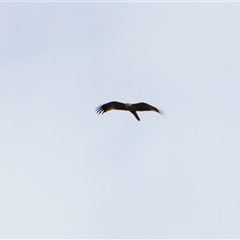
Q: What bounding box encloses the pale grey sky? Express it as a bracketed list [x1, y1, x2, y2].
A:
[1, 2, 240, 238]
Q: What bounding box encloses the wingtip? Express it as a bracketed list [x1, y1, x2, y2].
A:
[95, 106, 103, 115]
[159, 109, 164, 115]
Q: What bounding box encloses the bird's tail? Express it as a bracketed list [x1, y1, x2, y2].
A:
[130, 111, 140, 121]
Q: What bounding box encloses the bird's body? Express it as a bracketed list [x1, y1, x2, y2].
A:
[96, 101, 162, 121]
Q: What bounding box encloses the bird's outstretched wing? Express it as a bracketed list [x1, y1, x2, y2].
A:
[132, 102, 161, 113]
[95, 101, 127, 114]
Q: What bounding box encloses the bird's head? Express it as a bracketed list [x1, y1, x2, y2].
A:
[126, 103, 132, 110]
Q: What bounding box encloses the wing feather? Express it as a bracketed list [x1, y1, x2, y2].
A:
[95, 101, 127, 114]
[132, 102, 161, 113]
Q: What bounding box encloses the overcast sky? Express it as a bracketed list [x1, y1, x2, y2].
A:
[1, 2, 240, 238]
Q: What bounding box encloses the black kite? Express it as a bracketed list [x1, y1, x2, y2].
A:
[96, 101, 162, 121]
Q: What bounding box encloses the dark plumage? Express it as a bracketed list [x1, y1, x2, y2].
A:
[95, 101, 162, 121]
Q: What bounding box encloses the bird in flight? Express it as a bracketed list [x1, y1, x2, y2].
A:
[96, 101, 162, 121]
